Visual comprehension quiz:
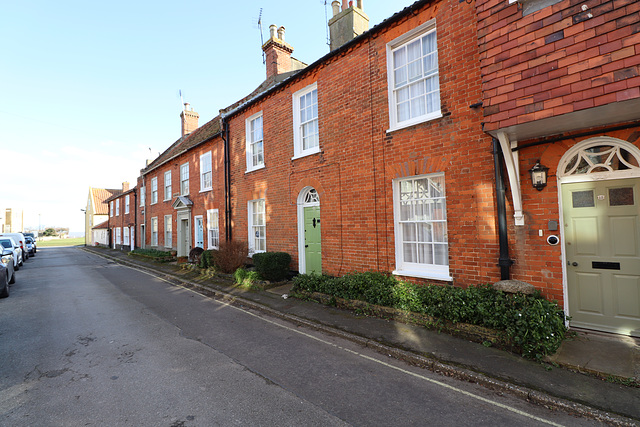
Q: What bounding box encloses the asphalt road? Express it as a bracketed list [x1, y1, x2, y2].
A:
[0, 247, 601, 426]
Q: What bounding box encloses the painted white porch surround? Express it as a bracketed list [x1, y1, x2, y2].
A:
[497, 131, 525, 226]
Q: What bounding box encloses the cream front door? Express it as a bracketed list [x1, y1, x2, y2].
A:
[563, 178, 640, 336]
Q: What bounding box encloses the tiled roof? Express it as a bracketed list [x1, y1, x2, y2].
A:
[142, 115, 222, 175]
[92, 220, 109, 230]
[105, 187, 136, 203]
[92, 188, 121, 215]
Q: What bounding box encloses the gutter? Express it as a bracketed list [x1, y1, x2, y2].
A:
[222, 117, 232, 241]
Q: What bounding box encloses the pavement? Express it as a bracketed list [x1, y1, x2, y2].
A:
[82, 246, 639, 425]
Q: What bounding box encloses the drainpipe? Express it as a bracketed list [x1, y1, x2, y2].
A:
[133, 188, 137, 250]
[222, 117, 232, 241]
[493, 138, 513, 280]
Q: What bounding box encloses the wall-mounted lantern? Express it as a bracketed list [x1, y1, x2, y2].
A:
[529, 161, 549, 191]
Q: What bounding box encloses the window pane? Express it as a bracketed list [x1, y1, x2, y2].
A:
[609, 187, 634, 206]
[403, 242, 416, 263]
[572, 190, 595, 208]
[434, 243, 449, 265]
[418, 243, 433, 264]
[402, 223, 416, 242]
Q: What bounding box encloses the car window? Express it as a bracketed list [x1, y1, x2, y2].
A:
[0, 241, 12, 249]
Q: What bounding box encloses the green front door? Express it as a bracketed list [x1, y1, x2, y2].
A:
[304, 206, 322, 274]
[563, 178, 640, 336]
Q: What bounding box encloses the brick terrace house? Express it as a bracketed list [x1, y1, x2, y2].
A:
[105, 182, 136, 251]
[223, 0, 496, 285]
[137, 105, 225, 257]
[477, 0, 640, 336]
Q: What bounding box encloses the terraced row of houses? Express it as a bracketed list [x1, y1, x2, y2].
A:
[86, 0, 640, 338]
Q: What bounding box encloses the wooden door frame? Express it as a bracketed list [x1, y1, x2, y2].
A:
[557, 137, 640, 323]
[297, 186, 320, 274]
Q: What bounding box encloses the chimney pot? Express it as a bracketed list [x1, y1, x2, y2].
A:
[184, 102, 190, 111]
[277, 26, 285, 41]
[269, 24, 277, 39]
[332, 0, 340, 16]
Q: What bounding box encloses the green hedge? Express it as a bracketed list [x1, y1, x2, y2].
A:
[252, 252, 291, 282]
[291, 272, 568, 360]
[130, 248, 173, 258]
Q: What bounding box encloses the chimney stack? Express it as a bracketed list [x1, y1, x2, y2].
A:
[122, 182, 130, 192]
[328, 0, 368, 51]
[262, 24, 295, 79]
[180, 102, 199, 137]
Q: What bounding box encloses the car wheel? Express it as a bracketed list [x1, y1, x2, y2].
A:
[0, 273, 9, 298]
[9, 271, 15, 285]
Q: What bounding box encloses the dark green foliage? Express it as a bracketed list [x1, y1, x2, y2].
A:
[292, 272, 568, 360]
[198, 250, 216, 269]
[130, 248, 173, 258]
[251, 252, 292, 281]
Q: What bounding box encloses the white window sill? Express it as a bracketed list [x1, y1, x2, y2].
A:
[387, 112, 443, 134]
[392, 269, 452, 282]
[246, 164, 265, 174]
[291, 147, 321, 161]
[200, 188, 212, 193]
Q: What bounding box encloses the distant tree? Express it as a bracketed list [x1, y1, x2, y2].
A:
[43, 228, 57, 237]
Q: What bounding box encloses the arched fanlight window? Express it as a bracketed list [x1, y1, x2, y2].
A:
[302, 188, 319, 204]
[558, 137, 640, 178]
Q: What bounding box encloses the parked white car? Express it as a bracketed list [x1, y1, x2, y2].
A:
[0, 237, 22, 270]
[0, 233, 28, 261]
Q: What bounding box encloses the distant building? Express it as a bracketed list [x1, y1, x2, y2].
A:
[1, 208, 24, 233]
[84, 187, 122, 246]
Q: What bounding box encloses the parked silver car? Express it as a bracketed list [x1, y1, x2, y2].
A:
[1, 248, 16, 297]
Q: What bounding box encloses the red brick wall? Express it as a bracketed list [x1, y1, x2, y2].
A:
[478, 0, 640, 131]
[138, 139, 226, 251]
[227, 0, 501, 286]
[107, 190, 136, 250]
[507, 125, 640, 304]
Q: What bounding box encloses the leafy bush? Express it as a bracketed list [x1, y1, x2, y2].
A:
[213, 241, 248, 273]
[292, 272, 568, 360]
[198, 250, 217, 269]
[130, 248, 173, 258]
[234, 268, 261, 288]
[252, 252, 292, 282]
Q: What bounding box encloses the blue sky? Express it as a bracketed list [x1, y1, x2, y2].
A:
[1, 1, 415, 233]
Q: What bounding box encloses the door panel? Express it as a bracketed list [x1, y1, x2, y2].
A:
[304, 206, 321, 274]
[563, 178, 640, 336]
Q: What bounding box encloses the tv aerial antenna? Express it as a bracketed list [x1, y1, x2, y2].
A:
[257, 8, 265, 64]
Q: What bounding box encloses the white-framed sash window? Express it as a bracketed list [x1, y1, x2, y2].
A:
[164, 170, 172, 201]
[246, 112, 264, 172]
[393, 173, 450, 280]
[248, 199, 266, 254]
[164, 215, 172, 248]
[207, 209, 220, 249]
[200, 152, 212, 191]
[151, 217, 158, 246]
[151, 177, 158, 204]
[292, 83, 319, 159]
[387, 21, 441, 132]
[180, 163, 189, 196]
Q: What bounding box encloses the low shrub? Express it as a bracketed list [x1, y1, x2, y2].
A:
[292, 272, 568, 360]
[198, 250, 217, 269]
[234, 268, 261, 288]
[129, 248, 173, 258]
[214, 241, 248, 273]
[252, 252, 291, 282]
